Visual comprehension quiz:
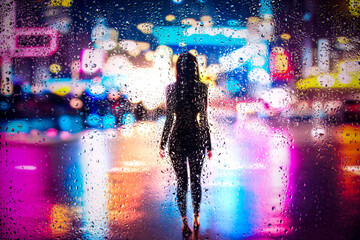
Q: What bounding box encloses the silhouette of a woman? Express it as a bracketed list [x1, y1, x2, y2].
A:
[160, 52, 212, 236]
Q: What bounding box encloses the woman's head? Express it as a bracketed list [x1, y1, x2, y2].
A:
[174, 52, 200, 110]
[175, 52, 200, 85]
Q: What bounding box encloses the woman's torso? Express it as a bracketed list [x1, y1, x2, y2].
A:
[168, 82, 207, 148]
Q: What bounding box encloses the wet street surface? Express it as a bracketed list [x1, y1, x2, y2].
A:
[1, 114, 360, 240]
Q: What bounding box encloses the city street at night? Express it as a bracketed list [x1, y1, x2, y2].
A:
[1, 112, 360, 239]
[1, 0, 360, 239]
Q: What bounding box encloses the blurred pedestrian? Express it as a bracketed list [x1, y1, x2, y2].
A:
[160, 52, 212, 236]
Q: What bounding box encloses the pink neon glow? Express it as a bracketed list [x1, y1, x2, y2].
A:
[80, 49, 106, 74]
[13, 27, 59, 57]
[0, 144, 53, 238]
[46, 128, 58, 137]
[59, 131, 73, 140]
[14, 165, 37, 170]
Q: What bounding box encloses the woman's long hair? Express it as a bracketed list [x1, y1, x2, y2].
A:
[174, 52, 200, 112]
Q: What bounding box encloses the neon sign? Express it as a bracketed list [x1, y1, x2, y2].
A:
[269, 47, 293, 81]
[0, 0, 59, 95]
[152, 26, 248, 46]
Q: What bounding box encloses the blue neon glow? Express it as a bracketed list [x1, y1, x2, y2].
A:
[102, 114, 116, 128]
[121, 113, 135, 125]
[214, 185, 253, 238]
[45, 78, 73, 84]
[259, 0, 273, 17]
[2, 119, 30, 133]
[227, 20, 240, 26]
[247, 41, 269, 72]
[102, 75, 127, 89]
[152, 26, 247, 46]
[84, 88, 106, 101]
[86, 114, 102, 127]
[201, 168, 254, 238]
[303, 12, 312, 21]
[21, 84, 32, 94]
[226, 79, 242, 95]
[30, 118, 56, 131]
[0, 101, 10, 111]
[65, 160, 84, 207]
[59, 115, 83, 132]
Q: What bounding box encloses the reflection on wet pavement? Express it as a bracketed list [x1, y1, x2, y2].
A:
[1, 117, 360, 239]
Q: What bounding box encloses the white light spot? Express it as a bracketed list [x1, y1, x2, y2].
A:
[258, 88, 292, 109]
[248, 68, 271, 85]
[14, 165, 37, 170]
[251, 56, 266, 67]
[89, 84, 105, 95]
[317, 75, 335, 87]
[337, 72, 352, 84]
[311, 127, 326, 139]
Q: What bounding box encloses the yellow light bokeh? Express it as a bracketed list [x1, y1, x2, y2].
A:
[297, 59, 360, 90]
[200, 15, 212, 22]
[296, 73, 360, 90]
[274, 53, 289, 73]
[50, 0, 72, 7]
[49, 63, 61, 74]
[137, 23, 154, 34]
[349, 0, 360, 16]
[137, 42, 150, 51]
[50, 0, 62, 6]
[52, 86, 71, 96]
[62, 0, 73, 7]
[200, 15, 213, 27]
[181, 18, 197, 26]
[280, 33, 291, 40]
[165, 14, 176, 22]
[247, 16, 260, 24]
[338, 36, 350, 44]
[336, 125, 360, 145]
[70, 97, 83, 109]
[50, 204, 72, 236]
[145, 51, 155, 62]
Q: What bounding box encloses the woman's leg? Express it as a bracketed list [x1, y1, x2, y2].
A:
[188, 149, 205, 217]
[169, 151, 188, 218]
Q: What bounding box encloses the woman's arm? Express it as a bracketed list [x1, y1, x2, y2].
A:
[160, 85, 175, 150]
[202, 85, 212, 152]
